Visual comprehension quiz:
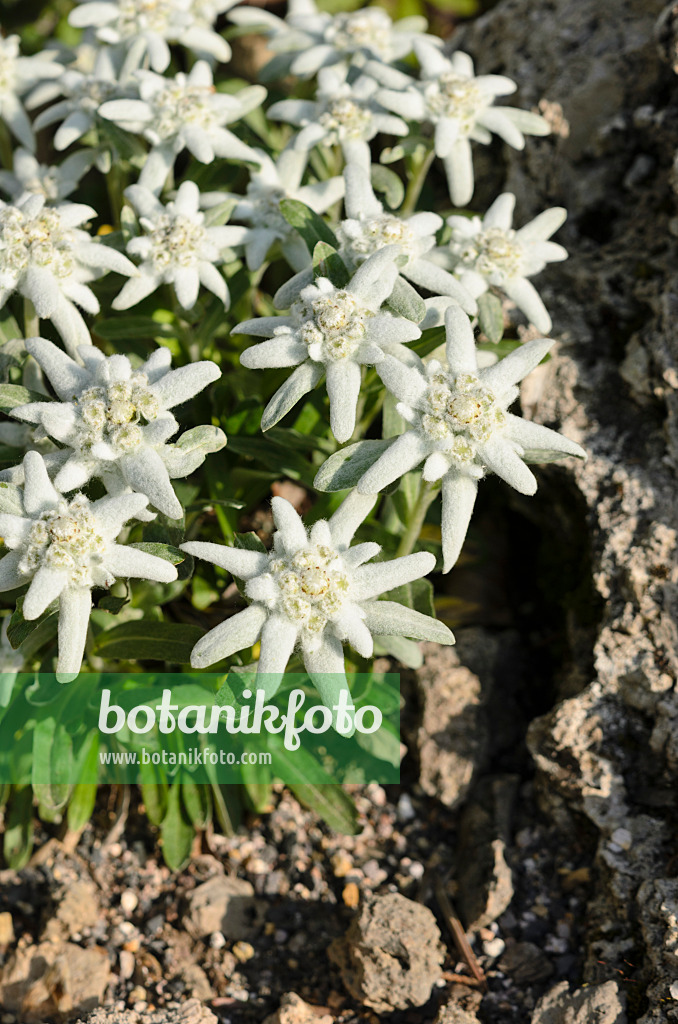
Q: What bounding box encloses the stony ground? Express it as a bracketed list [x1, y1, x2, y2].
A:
[2, 0, 678, 1021]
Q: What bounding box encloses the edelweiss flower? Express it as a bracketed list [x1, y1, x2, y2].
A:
[204, 147, 344, 272]
[438, 193, 567, 334]
[229, 0, 436, 78]
[99, 63, 265, 194]
[12, 338, 224, 520]
[339, 164, 476, 314]
[0, 148, 96, 204]
[113, 182, 246, 312]
[370, 43, 550, 206]
[0, 193, 137, 356]
[31, 47, 128, 153]
[69, 0, 234, 74]
[268, 66, 407, 171]
[236, 247, 421, 442]
[0, 35, 62, 151]
[0, 451, 177, 682]
[181, 491, 453, 710]
[357, 305, 585, 571]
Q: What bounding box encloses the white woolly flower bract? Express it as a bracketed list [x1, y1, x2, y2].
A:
[441, 192, 567, 334]
[204, 147, 345, 273]
[12, 338, 224, 520]
[181, 492, 453, 712]
[0, 193, 137, 356]
[0, 35, 62, 152]
[68, 0, 235, 73]
[371, 43, 550, 206]
[98, 62, 265, 194]
[236, 246, 421, 442]
[0, 148, 96, 204]
[358, 305, 586, 571]
[267, 66, 407, 172]
[0, 451, 177, 682]
[229, 0, 436, 78]
[113, 181, 246, 312]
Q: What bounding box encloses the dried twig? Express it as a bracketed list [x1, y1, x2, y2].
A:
[435, 879, 487, 991]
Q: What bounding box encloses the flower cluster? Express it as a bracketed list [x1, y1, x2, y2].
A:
[0, 0, 583, 700]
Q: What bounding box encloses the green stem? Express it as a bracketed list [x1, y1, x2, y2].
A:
[23, 297, 39, 339]
[105, 164, 127, 228]
[395, 479, 438, 558]
[400, 147, 436, 218]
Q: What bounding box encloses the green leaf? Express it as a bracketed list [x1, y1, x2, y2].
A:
[521, 446, 586, 464]
[162, 425, 227, 477]
[0, 309, 21, 346]
[4, 787, 33, 869]
[312, 241, 350, 287]
[373, 634, 424, 669]
[66, 735, 99, 831]
[0, 481, 24, 515]
[382, 392, 407, 439]
[355, 718, 402, 767]
[234, 531, 267, 554]
[477, 292, 504, 343]
[0, 383, 46, 412]
[411, 326, 445, 359]
[386, 276, 425, 324]
[8, 595, 58, 651]
[92, 621, 203, 663]
[314, 438, 394, 492]
[181, 776, 212, 830]
[129, 542, 187, 564]
[279, 198, 339, 253]
[370, 164, 405, 209]
[140, 760, 168, 825]
[384, 576, 435, 617]
[204, 198, 237, 227]
[161, 783, 194, 871]
[96, 593, 129, 614]
[32, 714, 74, 808]
[94, 317, 179, 340]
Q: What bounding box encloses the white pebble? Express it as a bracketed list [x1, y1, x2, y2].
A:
[120, 890, 138, 915]
[210, 932, 226, 950]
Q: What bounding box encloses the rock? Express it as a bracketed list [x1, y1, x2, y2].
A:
[75, 999, 218, 1023]
[415, 641, 488, 810]
[456, 775, 517, 930]
[44, 877, 101, 940]
[454, 0, 678, 1017]
[499, 942, 554, 986]
[185, 875, 265, 940]
[262, 992, 334, 1024]
[0, 911, 14, 946]
[0, 940, 110, 1022]
[531, 981, 627, 1023]
[328, 893, 443, 1013]
[434, 1003, 482, 1024]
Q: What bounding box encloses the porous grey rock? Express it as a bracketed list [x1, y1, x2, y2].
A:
[457, 0, 678, 1020]
[327, 893, 444, 1013]
[0, 940, 110, 1022]
[262, 992, 334, 1024]
[434, 1002, 482, 1024]
[75, 999, 218, 1024]
[531, 981, 627, 1024]
[456, 775, 517, 930]
[185, 874, 265, 940]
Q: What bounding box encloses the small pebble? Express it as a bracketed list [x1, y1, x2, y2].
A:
[397, 793, 416, 822]
[483, 937, 506, 958]
[610, 827, 632, 850]
[670, 981, 678, 1000]
[120, 890, 138, 915]
[210, 931, 226, 950]
[129, 986, 147, 1004]
[331, 852, 353, 878]
[232, 941, 255, 962]
[0, 912, 14, 946]
[342, 882, 360, 908]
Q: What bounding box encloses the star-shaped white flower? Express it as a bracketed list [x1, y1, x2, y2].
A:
[439, 192, 567, 334]
[0, 35, 62, 152]
[203, 147, 344, 273]
[0, 148, 96, 204]
[113, 181, 246, 312]
[99, 62, 265, 194]
[268, 66, 408, 171]
[339, 164, 476, 314]
[69, 0, 235, 74]
[370, 43, 550, 206]
[236, 247, 421, 442]
[30, 46, 129, 153]
[0, 451, 177, 682]
[181, 491, 453, 712]
[229, 0, 437, 78]
[357, 305, 586, 571]
[12, 338, 224, 520]
[0, 193, 137, 356]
